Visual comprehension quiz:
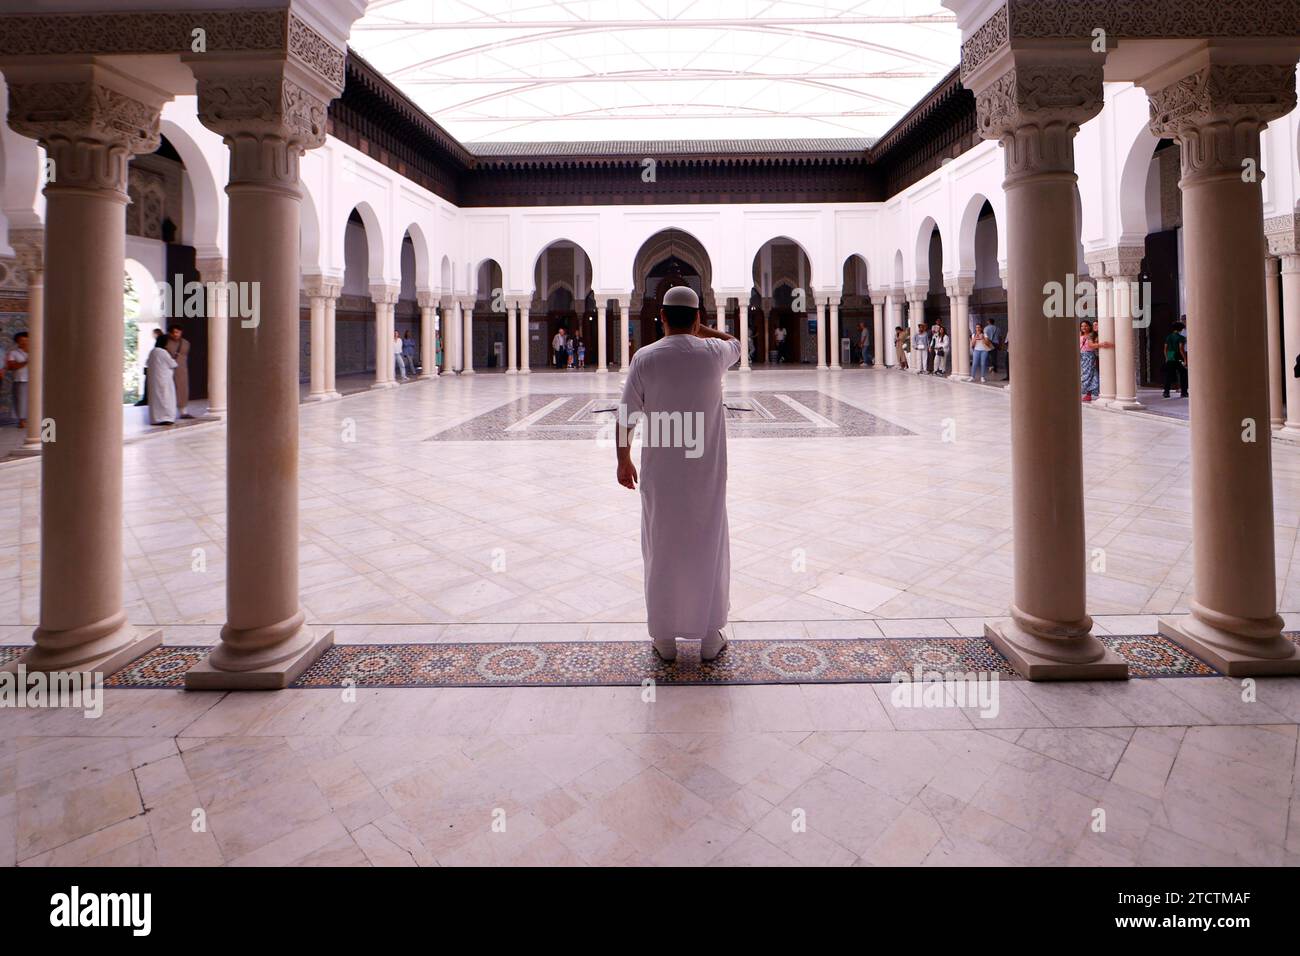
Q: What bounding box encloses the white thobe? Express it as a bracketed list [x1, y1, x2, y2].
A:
[621, 334, 741, 641]
[146, 346, 177, 424]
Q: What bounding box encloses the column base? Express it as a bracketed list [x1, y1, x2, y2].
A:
[596, 367, 608, 374]
[984, 620, 1128, 681]
[1158, 614, 1300, 677]
[4, 624, 162, 677]
[1276, 424, 1300, 442]
[370, 381, 399, 390]
[1110, 398, 1144, 411]
[325, 391, 343, 401]
[304, 391, 330, 403]
[186, 626, 334, 690]
[10, 441, 42, 458]
[462, 369, 475, 376]
[829, 365, 842, 371]
[420, 371, 439, 380]
[952, 374, 972, 382]
[505, 369, 518, 375]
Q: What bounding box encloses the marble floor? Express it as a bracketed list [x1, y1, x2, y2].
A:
[2, 367, 1299, 866]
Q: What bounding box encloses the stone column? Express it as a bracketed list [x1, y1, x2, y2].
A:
[1264, 258, 1282, 427]
[323, 287, 341, 398]
[1, 73, 166, 674]
[9, 229, 44, 455]
[949, 279, 973, 380]
[1108, 251, 1145, 409]
[304, 276, 332, 400]
[828, 296, 842, 369]
[814, 294, 827, 369]
[1146, 60, 1299, 675]
[907, 290, 926, 373]
[970, 54, 1125, 679]
[519, 302, 532, 373]
[595, 300, 608, 373]
[869, 294, 886, 368]
[418, 290, 439, 378]
[461, 299, 475, 374]
[1280, 254, 1300, 435]
[197, 256, 229, 414]
[370, 283, 398, 388]
[618, 294, 631, 368]
[739, 297, 752, 372]
[1094, 270, 1117, 406]
[185, 62, 339, 688]
[506, 297, 519, 374]
[440, 298, 456, 373]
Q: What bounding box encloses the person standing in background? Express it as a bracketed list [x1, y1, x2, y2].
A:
[1163, 320, 1188, 398]
[403, 330, 419, 374]
[552, 326, 567, 370]
[146, 332, 178, 425]
[984, 318, 1004, 375]
[894, 326, 910, 370]
[5, 331, 28, 429]
[165, 324, 192, 419]
[913, 322, 930, 374]
[971, 322, 992, 383]
[931, 323, 949, 376]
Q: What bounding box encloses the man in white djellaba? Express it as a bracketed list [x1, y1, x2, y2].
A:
[146, 332, 178, 425]
[616, 285, 741, 661]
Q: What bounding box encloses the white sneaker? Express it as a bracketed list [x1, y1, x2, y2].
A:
[701, 630, 728, 661]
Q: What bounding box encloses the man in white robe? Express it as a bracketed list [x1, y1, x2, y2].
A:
[146, 338, 178, 425]
[617, 285, 741, 661]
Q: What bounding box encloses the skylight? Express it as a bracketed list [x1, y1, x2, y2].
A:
[349, 0, 961, 144]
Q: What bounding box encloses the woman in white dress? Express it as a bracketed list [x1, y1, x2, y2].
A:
[146, 334, 178, 425]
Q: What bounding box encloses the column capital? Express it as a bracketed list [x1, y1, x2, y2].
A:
[947, 276, 976, 297]
[458, 296, 477, 311]
[5, 65, 165, 194]
[971, 55, 1104, 179]
[195, 255, 227, 284]
[869, 293, 888, 307]
[905, 283, 929, 302]
[305, 275, 342, 299]
[1281, 254, 1300, 276]
[1105, 246, 1146, 280]
[369, 283, 400, 306]
[1147, 62, 1297, 182]
[1265, 213, 1300, 257]
[192, 59, 334, 190]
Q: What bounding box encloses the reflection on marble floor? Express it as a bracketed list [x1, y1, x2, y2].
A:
[1, 366, 1299, 632]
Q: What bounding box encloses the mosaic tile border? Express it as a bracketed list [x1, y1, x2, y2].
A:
[0, 633, 1243, 689]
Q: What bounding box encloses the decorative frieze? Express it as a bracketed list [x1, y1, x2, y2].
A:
[0, 10, 344, 93]
[959, 1, 1300, 89]
[196, 73, 329, 187]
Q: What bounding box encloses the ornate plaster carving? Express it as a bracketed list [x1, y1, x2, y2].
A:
[1148, 64, 1297, 181]
[1265, 214, 1300, 257]
[0, 10, 344, 93]
[7, 81, 161, 192]
[975, 62, 1104, 177]
[196, 73, 329, 187]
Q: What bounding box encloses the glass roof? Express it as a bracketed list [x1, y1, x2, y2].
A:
[350, 0, 961, 145]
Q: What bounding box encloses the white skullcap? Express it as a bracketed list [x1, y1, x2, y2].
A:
[662, 286, 699, 309]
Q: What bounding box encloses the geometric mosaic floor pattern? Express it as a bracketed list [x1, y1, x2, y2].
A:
[0, 633, 1239, 689]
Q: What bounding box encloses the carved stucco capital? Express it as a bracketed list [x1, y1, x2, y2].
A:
[194, 66, 330, 190]
[1265, 214, 1300, 257]
[7, 79, 161, 193]
[974, 60, 1104, 180]
[369, 283, 400, 307]
[1148, 64, 1297, 182]
[304, 275, 342, 300]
